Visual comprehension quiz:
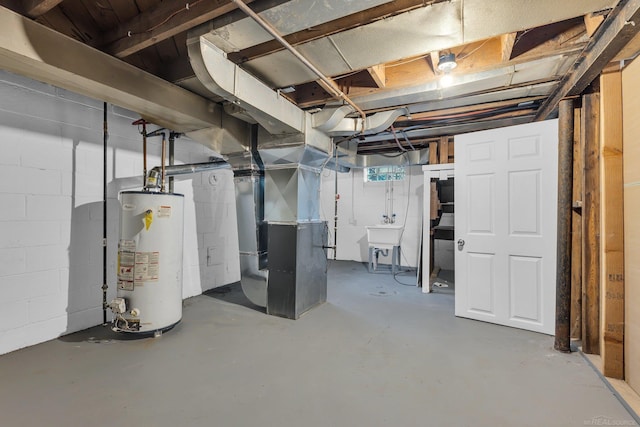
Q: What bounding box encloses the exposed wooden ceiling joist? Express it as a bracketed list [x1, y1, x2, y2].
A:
[226, 0, 437, 64]
[99, 0, 255, 58]
[0, 6, 223, 133]
[536, 0, 640, 120]
[290, 37, 584, 109]
[501, 33, 517, 62]
[24, 0, 62, 17]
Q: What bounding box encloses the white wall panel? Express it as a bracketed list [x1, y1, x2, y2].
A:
[320, 166, 424, 268]
[0, 70, 240, 355]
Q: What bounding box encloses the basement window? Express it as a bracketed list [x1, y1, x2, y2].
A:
[364, 166, 405, 182]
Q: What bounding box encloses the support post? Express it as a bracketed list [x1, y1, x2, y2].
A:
[600, 71, 625, 378]
[582, 90, 601, 355]
[555, 98, 574, 353]
[571, 104, 583, 339]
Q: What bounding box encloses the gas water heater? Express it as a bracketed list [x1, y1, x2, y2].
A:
[111, 191, 184, 334]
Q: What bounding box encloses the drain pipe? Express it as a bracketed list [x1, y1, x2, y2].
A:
[102, 102, 108, 325]
[230, 0, 367, 132]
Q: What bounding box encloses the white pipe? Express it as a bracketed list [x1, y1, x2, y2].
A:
[230, 0, 367, 132]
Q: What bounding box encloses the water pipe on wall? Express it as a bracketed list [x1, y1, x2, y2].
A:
[132, 119, 148, 187]
[102, 102, 108, 325]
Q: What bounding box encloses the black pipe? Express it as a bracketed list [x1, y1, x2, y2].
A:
[554, 98, 574, 353]
[333, 145, 338, 260]
[102, 102, 109, 325]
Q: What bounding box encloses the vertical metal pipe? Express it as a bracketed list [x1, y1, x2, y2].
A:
[168, 132, 175, 193]
[555, 98, 574, 353]
[333, 146, 338, 260]
[142, 121, 147, 187]
[102, 102, 109, 325]
[161, 134, 166, 192]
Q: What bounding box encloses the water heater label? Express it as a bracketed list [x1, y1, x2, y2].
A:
[122, 203, 135, 211]
[117, 239, 137, 289]
[118, 280, 134, 291]
[119, 240, 136, 252]
[157, 205, 172, 218]
[134, 251, 160, 282]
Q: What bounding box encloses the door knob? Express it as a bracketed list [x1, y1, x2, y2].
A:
[457, 239, 465, 251]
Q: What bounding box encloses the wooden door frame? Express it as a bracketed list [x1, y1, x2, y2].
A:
[421, 163, 454, 293]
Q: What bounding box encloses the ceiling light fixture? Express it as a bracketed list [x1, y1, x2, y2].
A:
[437, 53, 457, 72]
[277, 86, 296, 94]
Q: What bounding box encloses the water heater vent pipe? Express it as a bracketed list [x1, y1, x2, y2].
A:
[145, 159, 230, 191]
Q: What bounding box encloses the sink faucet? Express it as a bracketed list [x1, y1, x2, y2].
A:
[382, 213, 396, 224]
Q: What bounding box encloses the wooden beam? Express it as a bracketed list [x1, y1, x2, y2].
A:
[366, 64, 386, 88]
[501, 32, 517, 62]
[429, 141, 438, 165]
[430, 51, 441, 74]
[536, 0, 640, 120]
[0, 6, 227, 135]
[600, 71, 625, 379]
[585, 12, 606, 37]
[227, 0, 433, 64]
[23, 0, 62, 17]
[291, 40, 581, 109]
[438, 137, 449, 164]
[100, 0, 254, 58]
[571, 104, 584, 340]
[582, 90, 601, 355]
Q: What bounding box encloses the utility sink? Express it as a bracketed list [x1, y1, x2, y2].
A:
[366, 224, 405, 248]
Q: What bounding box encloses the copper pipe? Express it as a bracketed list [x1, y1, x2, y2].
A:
[230, 0, 367, 132]
[132, 118, 148, 187]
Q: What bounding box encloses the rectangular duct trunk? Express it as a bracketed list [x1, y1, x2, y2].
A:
[267, 221, 328, 319]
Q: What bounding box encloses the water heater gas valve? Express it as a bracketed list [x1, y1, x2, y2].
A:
[109, 298, 127, 315]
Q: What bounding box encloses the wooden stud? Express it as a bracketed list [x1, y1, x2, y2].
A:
[429, 141, 438, 165]
[438, 137, 449, 164]
[600, 71, 625, 379]
[582, 90, 601, 355]
[571, 103, 583, 339]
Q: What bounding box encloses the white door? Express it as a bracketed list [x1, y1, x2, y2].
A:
[454, 120, 558, 334]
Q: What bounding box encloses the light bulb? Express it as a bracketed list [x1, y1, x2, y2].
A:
[440, 74, 454, 88]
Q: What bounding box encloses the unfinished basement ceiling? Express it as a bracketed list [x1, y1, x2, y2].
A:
[1, 0, 639, 153]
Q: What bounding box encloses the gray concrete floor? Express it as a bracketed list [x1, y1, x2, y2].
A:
[0, 261, 637, 427]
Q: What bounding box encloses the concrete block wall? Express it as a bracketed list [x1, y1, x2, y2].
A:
[320, 166, 424, 268]
[0, 71, 240, 355]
